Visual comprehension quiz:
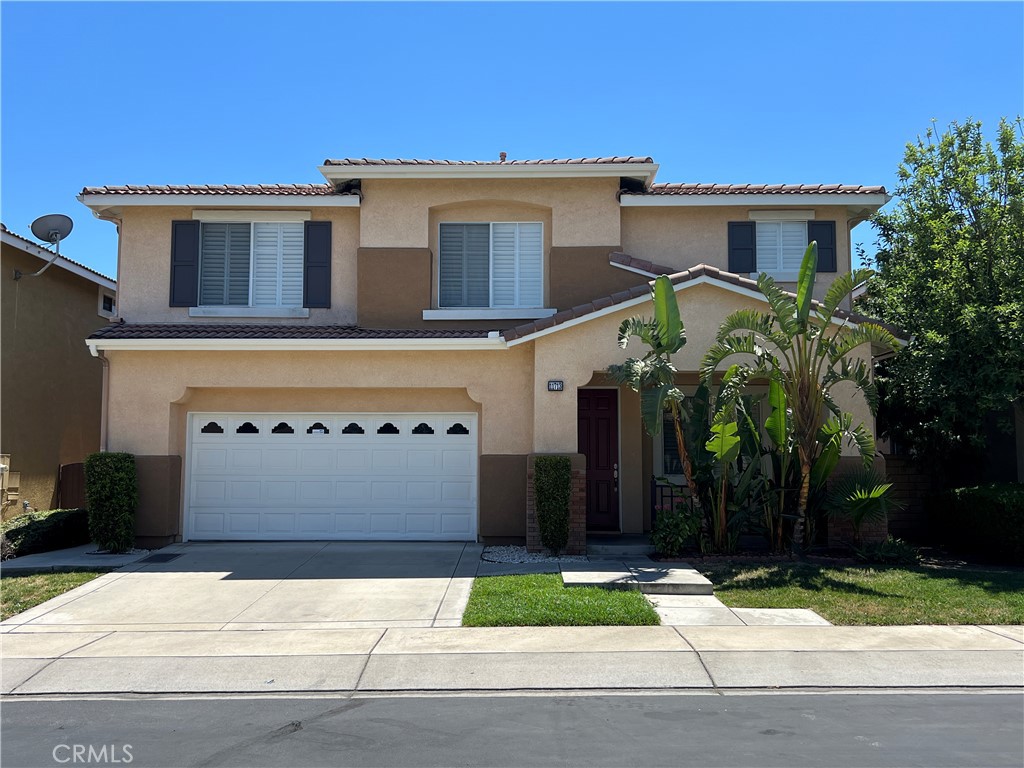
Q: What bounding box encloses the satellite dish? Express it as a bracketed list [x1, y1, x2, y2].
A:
[30, 214, 73, 246]
[13, 214, 75, 280]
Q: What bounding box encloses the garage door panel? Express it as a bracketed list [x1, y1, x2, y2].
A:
[188, 412, 478, 541]
[301, 449, 335, 471]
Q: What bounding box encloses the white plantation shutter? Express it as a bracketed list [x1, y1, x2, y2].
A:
[439, 224, 489, 307]
[251, 223, 304, 307]
[756, 221, 808, 273]
[490, 223, 517, 307]
[516, 223, 543, 307]
[200, 223, 250, 306]
[780, 221, 808, 271]
[755, 222, 781, 272]
[440, 222, 543, 308]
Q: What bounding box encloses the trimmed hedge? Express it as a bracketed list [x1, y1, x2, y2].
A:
[84, 452, 138, 553]
[0, 508, 90, 559]
[534, 456, 572, 555]
[932, 483, 1024, 564]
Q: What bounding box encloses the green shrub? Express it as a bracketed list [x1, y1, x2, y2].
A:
[651, 502, 700, 557]
[84, 452, 138, 553]
[855, 536, 921, 565]
[534, 456, 572, 555]
[932, 483, 1024, 564]
[0, 508, 90, 559]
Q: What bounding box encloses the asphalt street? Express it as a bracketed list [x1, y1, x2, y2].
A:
[2, 692, 1021, 768]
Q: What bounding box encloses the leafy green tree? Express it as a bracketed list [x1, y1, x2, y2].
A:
[701, 243, 899, 548]
[609, 276, 698, 497]
[865, 118, 1024, 479]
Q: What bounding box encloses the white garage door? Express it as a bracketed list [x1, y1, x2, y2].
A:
[186, 412, 478, 541]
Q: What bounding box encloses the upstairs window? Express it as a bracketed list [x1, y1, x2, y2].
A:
[755, 220, 808, 274]
[439, 222, 543, 308]
[199, 222, 304, 307]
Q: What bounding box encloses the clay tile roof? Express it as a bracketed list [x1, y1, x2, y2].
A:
[500, 256, 908, 342]
[610, 251, 676, 276]
[80, 184, 350, 197]
[623, 183, 887, 196]
[1, 222, 115, 283]
[89, 324, 491, 341]
[322, 156, 654, 167]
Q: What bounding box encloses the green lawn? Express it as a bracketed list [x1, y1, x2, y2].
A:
[1, 571, 102, 620]
[463, 573, 660, 627]
[701, 562, 1024, 626]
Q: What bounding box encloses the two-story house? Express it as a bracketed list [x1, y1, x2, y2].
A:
[78, 156, 890, 550]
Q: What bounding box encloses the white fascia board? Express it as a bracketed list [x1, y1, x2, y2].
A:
[86, 337, 508, 356]
[505, 275, 857, 346]
[620, 193, 890, 208]
[77, 194, 360, 209]
[319, 163, 659, 185]
[1, 231, 116, 290]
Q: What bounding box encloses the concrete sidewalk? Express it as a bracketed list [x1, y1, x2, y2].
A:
[2, 624, 1021, 695]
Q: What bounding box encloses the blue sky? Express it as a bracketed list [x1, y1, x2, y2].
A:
[2, 1, 1021, 279]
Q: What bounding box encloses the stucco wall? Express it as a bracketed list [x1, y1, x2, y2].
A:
[621, 205, 854, 301]
[103, 347, 535, 458]
[0, 245, 108, 513]
[116, 206, 360, 324]
[359, 178, 621, 249]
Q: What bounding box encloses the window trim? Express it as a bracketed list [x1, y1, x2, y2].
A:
[97, 287, 117, 319]
[435, 221, 547, 311]
[195, 219, 306, 312]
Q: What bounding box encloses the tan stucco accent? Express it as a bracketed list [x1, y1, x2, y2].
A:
[1, 244, 107, 514]
[357, 248, 432, 327]
[134, 455, 181, 545]
[359, 178, 621, 249]
[549, 246, 639, 310]
[621, 205, 854, 302]
[116, 206, 360, 324]
[479, 454, 528, 539]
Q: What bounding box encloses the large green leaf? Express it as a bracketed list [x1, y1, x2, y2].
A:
[640, 385, 669, 435]
[705, 416, 741, 464]
[653, 275, 683, 353]
[796, 241, 818, 326]
[764, 376, 789, 449]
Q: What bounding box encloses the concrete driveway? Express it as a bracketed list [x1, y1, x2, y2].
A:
[2, 542, 481, 632]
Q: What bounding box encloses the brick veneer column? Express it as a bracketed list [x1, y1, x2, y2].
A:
[526, 454, 587, 554]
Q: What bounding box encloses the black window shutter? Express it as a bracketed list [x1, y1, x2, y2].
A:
[727, 221, 756, 273]
[303, 221, 332, 308]
[169, 220, 200, 307]
[808, 220, 837, 272]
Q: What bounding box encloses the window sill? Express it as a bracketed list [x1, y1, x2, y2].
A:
[189, 306, 310, 318]
[750, 271, 799, 282]
[422, 308, 557, 321]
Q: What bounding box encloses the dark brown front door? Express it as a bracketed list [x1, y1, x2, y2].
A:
[577, 388, 619, 531]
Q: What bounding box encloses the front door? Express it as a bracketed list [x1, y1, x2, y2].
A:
[577, 389, 619, 531]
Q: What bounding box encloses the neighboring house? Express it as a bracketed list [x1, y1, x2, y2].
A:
[77, 157, 891, 551]
[1, 223, 117, 517]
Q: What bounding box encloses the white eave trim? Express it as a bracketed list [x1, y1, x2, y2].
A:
[319, 163, 659, 185]
[86, 336, 508, 356]
[505, 275, 861, 346]
[1, 231, 116, 290]
[620, 193, 890, 207]
[78, 194, 360, 209]
[610, 261, 665, 277]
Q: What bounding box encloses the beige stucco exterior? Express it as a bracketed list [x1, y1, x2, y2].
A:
[86, 166, 889, 543]
[116, 206, 360, 324]
[621, 205, 856, 302]
[1, 243, 112, 515]
[359, 178, 621, 250]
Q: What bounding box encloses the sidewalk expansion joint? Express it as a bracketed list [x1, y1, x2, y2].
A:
[352, 630, 388, 690]
[673, 626, 721, 692]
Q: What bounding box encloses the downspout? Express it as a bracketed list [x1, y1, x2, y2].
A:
[98, 349, 110, 452]
[90, 208, 122, 454]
